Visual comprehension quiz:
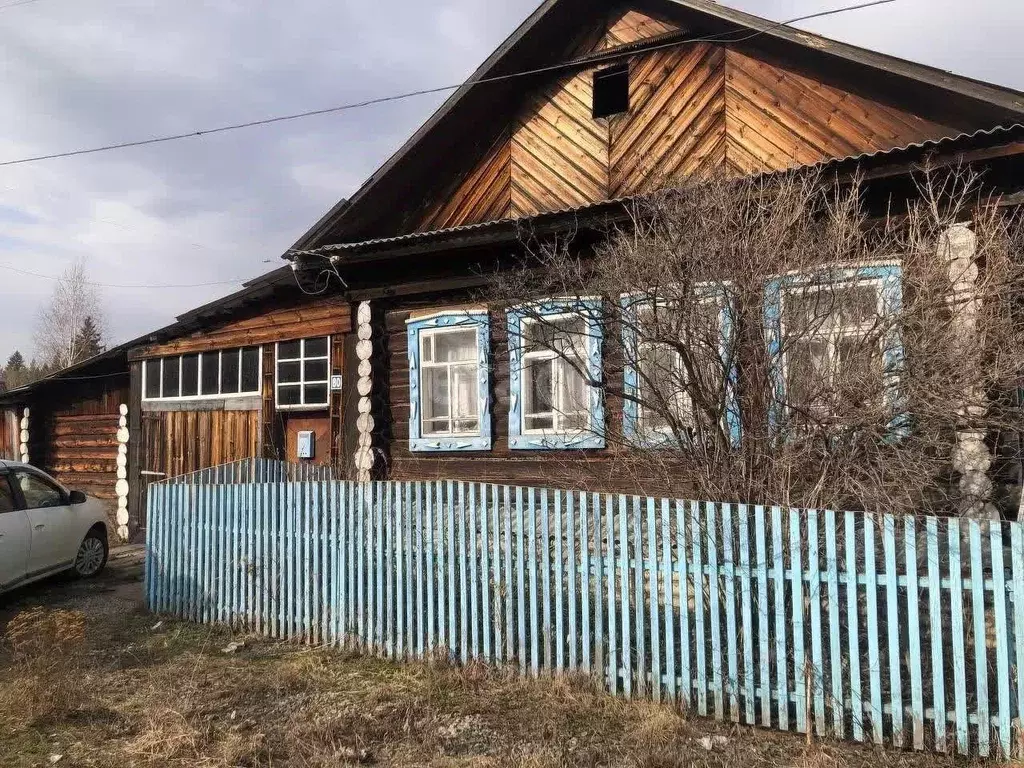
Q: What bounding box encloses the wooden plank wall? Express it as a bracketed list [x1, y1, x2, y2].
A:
[140, 409, 261, 480]
[413, 8, 954, 229]
[133, 294, 352, 359]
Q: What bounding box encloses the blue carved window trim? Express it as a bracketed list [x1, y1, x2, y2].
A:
[406, 311, 492, 452]
[508, 298, 606, 450]
[764, 263, 905, 436]
[621, 287, 740, 448]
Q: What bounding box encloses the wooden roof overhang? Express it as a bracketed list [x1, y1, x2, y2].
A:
[288, 123, 1024, 272]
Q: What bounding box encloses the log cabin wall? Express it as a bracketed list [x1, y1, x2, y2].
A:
[20, 375, 130, 533]
[381, 295, 687, 497]
[0, 407, 18, 461]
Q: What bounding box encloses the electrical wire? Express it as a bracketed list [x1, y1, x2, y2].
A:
[0, 0, 47, 11]
[0, 262, 246, 289]
[0, 0, 898, 168]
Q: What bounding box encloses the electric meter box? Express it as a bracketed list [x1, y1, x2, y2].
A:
[297, 430, 315, 460]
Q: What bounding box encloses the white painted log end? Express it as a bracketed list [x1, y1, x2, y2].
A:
[119, 404, 128, 416]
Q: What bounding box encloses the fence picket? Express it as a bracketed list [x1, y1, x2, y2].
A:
[693, 501, 707, 716]
[904, 516, 924, 750]
[883, 514, 903, 748]
[754, 506, 769, 727]
[145, 471, 1023, 761]
[969, 521, 989, 757]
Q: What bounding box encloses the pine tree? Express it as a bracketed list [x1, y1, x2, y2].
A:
[5, 350, 24, 372]
[72, 316, 105, 363]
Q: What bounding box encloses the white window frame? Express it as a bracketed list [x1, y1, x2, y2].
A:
[275, 336, 331, 411]
[418, 326, 482, 438]
[519, 312, 593, 436]
[779, 276, 887, 420]
[142, 347, 262, 402]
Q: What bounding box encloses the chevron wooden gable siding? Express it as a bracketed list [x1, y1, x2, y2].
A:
[413, 14, 955, 228]
[723, 50, 952, 175]
[416, 130, 512, 233]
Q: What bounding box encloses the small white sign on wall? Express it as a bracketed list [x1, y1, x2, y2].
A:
[330, 374, 343, 392]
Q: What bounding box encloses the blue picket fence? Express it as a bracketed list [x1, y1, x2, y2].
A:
[145, 478, 1024, 759]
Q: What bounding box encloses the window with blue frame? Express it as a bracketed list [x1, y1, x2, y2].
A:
[406, 311, 491, 452]
[508, 299, 605, 450]
[621, 288, 738, 447]
[765, 264, 904, 430]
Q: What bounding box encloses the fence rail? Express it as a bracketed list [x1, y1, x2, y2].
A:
[153, 457, 334, 486]
[146, 478, 1024, 759]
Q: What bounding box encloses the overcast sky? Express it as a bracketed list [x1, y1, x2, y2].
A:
[0, 0, 1021, 362]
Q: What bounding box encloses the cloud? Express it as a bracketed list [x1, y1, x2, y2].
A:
[0, 0, 1020, 360]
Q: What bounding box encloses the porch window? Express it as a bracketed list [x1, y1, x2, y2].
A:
[276, 337, 331, 410]
[142, 346, 261, 401]
[765, 265, 904, 429]
[508, 299, 605, 450]
[406, 311, 491, 452]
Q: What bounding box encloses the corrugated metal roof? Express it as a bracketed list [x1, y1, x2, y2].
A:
[305, 123, 1024, 256]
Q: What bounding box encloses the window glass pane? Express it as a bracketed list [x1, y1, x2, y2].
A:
[14, 471, 64, 510]
[303, 384, 329, 405]
[787, 338, 828, 411]
[304, 337, 329, 358]
[144, 360, 161, 398]
[304, 360, 329, 382]
[240, 347, 260, 393]
[525, 414, 554, 430]
[523, 357, 553, 421]
[452, 364, 479, 421]
[277, 385, 302, 406]
[0, 477, 15, 514]
[421, 335, 434, 364]
[278, 361, 301, 384]
[433, 330, 475, 362]
[222, 350, 241, 394]
[181, 354, 199, 397]
[640, 344, 679, 428]
[837, 336, 881, 406]
[162, 357, 180, 398]
[278, 340, 301, 360]
[838, 285, 879, 325]
[200, 352, 220, 395]
[558, 361, 588, 423]
[422, 367, 449, 430]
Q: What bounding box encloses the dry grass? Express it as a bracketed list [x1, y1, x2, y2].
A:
[0, 607, 982, 768]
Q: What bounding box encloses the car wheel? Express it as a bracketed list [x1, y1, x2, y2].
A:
[73, 529, 108, 579]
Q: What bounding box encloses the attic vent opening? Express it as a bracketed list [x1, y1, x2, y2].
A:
[592, 63, 629, 119]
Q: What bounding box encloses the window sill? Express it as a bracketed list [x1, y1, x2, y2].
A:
[411, 436, 491, 453]
[276, 404, 330, 413]
[510, 432, 605, 450]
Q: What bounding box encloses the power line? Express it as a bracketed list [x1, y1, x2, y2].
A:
[0, 0, 47, 11]
[0, 262, 245, 289]
[0, 0, 897, 168]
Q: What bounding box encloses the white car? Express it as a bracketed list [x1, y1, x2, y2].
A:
[0, 460, 109, 594]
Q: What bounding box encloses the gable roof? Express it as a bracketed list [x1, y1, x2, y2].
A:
[292, 0, 1024, 251]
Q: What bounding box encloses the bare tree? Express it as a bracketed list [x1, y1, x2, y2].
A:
[34, 260, 106, 370]
[489, 167, 1024, 518]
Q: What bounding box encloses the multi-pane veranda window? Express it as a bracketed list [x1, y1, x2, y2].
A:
[420, 328, 480, 436]
[143, 347, 260, 400]
[780, 278, 890, 421]
[276, 337, 330, 409]
[521, 315, 590, 433]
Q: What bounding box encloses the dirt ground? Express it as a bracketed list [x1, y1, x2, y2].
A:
[0, 553, 980, 768]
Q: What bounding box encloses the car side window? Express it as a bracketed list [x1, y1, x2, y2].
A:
[13, 471, 65, 510]
[0, 476, 15, 514]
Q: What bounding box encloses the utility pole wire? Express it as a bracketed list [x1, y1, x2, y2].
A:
[0, 261, 246, 289]
[0, 0, 897, 168]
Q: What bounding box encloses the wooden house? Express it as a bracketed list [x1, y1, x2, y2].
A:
[9, 0, 1024, 536]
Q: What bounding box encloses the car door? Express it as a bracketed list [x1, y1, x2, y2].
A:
[0, 474, 30, 588]
[12, 469, 77, 576]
